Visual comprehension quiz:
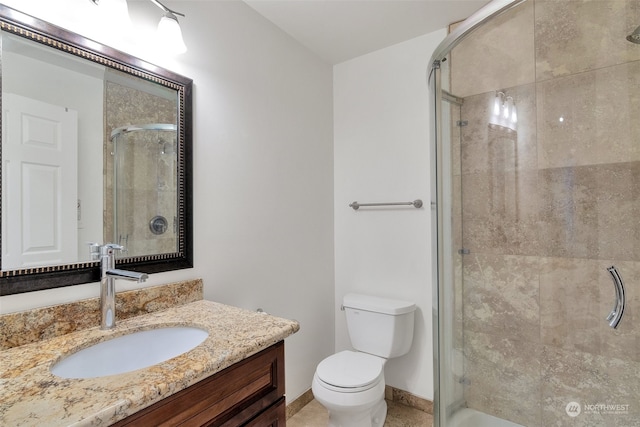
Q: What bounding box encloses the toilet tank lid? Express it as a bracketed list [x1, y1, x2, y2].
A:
[343, 293, 416, 315]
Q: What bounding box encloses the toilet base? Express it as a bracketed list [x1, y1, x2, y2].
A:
[312, 374, 387, 427]
[327, 399, 386, 427]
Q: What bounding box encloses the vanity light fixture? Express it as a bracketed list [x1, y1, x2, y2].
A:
[490, 91, 517, 132]
[150, 0, 187, 54]
[89, 0, 187, 54]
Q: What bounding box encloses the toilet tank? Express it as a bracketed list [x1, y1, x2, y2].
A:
[343, 293, 416, 358]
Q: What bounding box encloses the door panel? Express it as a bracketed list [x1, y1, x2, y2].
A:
[2, 93, 78, 268]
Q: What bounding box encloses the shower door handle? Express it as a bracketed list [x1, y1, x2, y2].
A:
[606, 266, 625, 329]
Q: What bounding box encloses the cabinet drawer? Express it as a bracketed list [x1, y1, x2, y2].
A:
[241, 397, 285, 427]
[113, 341, 285, 426]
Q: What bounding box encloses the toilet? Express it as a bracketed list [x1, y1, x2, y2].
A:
[312, 293, 416, 427]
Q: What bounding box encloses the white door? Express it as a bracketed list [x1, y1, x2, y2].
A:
[2, 93, 78, 269]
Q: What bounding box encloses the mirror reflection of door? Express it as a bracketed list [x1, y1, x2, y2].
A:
[2, 30, 181, 271]
[2, 93, 78, 269]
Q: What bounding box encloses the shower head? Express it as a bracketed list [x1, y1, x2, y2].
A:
[627, 25, 640, 44]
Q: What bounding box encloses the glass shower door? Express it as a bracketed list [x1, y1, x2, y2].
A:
[432, 0, 640, 425]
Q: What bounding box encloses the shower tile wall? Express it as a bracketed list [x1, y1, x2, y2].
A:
[450, 1, 640, 425]
[105, 79, 178, 257]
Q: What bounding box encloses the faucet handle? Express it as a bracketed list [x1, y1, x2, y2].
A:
[104, 243, 124, 250]
[103, 243, 125, 255]
[87, 242, 101, 261]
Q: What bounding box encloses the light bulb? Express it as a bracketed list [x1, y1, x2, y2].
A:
[511, 103, 517, 124]
[493, 94, 501, 116]
[158, 12, 187, 54]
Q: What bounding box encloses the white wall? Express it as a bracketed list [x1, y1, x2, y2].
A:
[0, 0, 335, 404]
[333, 29, 446, 400]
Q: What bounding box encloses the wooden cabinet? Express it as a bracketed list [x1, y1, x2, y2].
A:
[112, 341, 285, 427]
[242, 398, 285, 427]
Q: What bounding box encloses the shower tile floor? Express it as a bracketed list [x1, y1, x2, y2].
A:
[287, 399, 433, 427]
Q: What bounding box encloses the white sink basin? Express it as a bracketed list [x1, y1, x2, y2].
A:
[51, 326, 209, 379]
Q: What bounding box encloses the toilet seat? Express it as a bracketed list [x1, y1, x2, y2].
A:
[316, 351, 384, 392]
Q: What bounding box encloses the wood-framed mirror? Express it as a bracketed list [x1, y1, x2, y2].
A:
[0, 5, 193, 295]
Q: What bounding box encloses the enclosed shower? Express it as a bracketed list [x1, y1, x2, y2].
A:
[108, 124, 178, 259]
[430, 0, 640, 426]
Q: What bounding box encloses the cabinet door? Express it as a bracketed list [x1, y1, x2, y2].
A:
[242, 397, 286, 427]
[113, 341, 285, 427]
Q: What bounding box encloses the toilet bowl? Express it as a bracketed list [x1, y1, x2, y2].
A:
[312, 350, 387, 427]
[312, 293, 416, 427]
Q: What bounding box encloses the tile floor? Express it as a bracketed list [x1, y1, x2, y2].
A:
[287, 399, 433, 427]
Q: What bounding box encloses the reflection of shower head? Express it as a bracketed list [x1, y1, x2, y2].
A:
[160, 139, 176, 155]
[627, 25, 640, 44]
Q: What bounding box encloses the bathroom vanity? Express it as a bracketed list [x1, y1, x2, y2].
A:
[0, 294, 299, 426]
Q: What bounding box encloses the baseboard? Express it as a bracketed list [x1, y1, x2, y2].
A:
[286, 388, 315, 420]
[285, 386, 433, 419]
[385, 385, 434, 414]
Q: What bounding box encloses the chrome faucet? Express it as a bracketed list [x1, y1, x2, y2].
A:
[91, 243, 148, 329]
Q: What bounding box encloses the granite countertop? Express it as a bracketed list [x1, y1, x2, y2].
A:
[0, 300, 300, 426]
